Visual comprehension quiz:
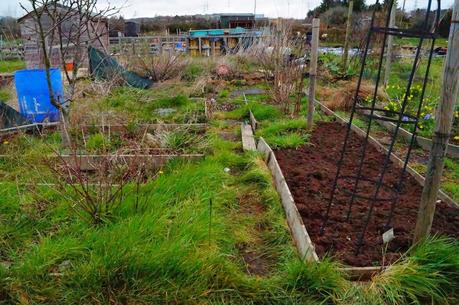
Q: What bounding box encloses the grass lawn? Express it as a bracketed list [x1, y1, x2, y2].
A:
[0, 60, 25, 74]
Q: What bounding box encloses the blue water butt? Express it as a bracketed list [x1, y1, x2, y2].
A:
[15, 68, 64, 123]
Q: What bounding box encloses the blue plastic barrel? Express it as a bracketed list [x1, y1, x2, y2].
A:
[15, 68, 64, 123]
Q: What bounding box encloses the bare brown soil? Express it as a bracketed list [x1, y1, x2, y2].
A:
[275, 121, 459, 267]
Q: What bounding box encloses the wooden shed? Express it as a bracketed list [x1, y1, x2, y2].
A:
[18, 4, 109, 70]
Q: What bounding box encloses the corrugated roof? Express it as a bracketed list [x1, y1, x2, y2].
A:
[218, 13, 255, 17]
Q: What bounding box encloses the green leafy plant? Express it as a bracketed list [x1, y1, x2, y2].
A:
[320, 53, 357, 80]
[86, 133, 112, 153]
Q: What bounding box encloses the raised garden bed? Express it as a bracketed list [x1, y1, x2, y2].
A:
[67, 123, 209, 155]
[274, 121, 459, 268]
[248, 98, 459, 279]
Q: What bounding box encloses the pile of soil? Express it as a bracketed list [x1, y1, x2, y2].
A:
[275, 122, 459, 267]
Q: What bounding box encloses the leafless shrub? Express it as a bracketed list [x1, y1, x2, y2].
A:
[190, 75, 214, 97]
[129, 53, 190, 82]
[248, 22, 309, 115]
[43, 146, 154, 225]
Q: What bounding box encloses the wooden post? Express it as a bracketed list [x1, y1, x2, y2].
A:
[342, 0, 354, 70]
[413, 0, 459, 243]
[307, 18, 320, 130]
[384, 1, 396, 87]
[198, 37, 202, 55]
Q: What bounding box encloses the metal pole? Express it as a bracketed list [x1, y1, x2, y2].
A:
[414, 0, 459, 243]
[307, 18, 320, 130]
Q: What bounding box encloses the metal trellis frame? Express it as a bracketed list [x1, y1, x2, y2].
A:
[320, 0, 442, 255]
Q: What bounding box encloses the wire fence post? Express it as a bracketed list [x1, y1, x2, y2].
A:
[307, 18, 320, 130]
[342, 0, 354, 70]
[384, 1, 397, 87]
[414, 0, 459, 243]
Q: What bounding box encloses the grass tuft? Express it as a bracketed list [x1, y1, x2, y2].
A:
[257, 119, 310, 149]
[345, 237, 459, 305]
[285, 258, 347, 302]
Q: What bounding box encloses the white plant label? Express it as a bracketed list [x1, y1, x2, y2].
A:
[382, 228, 395, 244]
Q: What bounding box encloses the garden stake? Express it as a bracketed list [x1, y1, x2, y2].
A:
[209, 198, 213, 246]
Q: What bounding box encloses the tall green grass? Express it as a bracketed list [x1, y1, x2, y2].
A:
[0, 60, 25, 73]
[103, 87, 205, 123]
[257, 119, 310, 149]
[224, 101, 282, 122]
[341, 237, 459, 305]
[0, 89, 11, 102]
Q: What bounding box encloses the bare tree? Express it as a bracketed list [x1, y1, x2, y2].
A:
[20, 0, 118, 145]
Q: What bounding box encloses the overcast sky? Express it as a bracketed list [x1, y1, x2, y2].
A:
[1, 0, 454, 19]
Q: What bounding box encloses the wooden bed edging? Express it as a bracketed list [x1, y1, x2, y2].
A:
[257, 137, 319, 262]
[315, 100, 458, 208]
[241, 123, 257, 151]
[0, 122, 60, 134]
[247, 102, 381, 279]
[79, 123, 208, 134]
[249, 110, 258, 132]
[57, 154, 205, 171]
[257, 136, 382, 280]
[358, 110, 459, 159]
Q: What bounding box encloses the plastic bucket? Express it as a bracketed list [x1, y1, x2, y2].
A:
[14, 68, 64, 123]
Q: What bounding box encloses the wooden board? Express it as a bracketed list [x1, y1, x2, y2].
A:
[241, 123, 256, 151]
[249, 110, 258, 132]
[257, 137, 319, 262]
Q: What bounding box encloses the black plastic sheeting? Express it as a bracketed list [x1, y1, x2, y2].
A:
[0, 101, 31, 130]
[89, 47, 153, 89]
